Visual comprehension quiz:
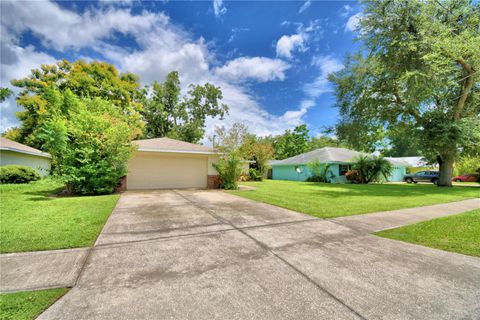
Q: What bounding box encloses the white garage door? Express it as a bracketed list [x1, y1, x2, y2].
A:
[127, 152, 208, 189]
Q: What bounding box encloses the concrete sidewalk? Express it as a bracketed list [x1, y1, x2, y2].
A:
[331, 198, 480, 233]
[0, 247, 89, 293]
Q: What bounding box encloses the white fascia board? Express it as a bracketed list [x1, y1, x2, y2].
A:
[136, 148, 219, 155]
[0, 147, 51, 158]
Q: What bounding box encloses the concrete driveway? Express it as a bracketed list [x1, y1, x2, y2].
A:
[38, 190, 480, 320]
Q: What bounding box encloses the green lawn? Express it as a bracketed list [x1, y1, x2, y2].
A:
[0, 288, 68, 320]
[0, 179, 119, 253]
[231, 180, 479, 218]
[376, 209, 480, 257]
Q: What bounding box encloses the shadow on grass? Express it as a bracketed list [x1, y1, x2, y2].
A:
[22, 186, 65, 201]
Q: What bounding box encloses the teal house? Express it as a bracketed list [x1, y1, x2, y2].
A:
[270, 147, 409, 183]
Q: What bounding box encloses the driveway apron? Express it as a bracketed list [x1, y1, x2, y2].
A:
[38, 190, 480, 320]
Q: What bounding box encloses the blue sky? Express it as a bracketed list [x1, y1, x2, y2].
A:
[0, 0, 363, 141]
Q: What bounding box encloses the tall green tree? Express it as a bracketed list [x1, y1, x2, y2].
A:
[143, 71, 228, 143]
[382, 124, 422, 157]
[37, 89, 137, 195]
[329, 0, 479, 186]
[274, 124, 310, 159]
[11, 60, 143, 147]
[307, 135, 347, 151]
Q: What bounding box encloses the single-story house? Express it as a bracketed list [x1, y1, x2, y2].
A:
[270, 147, 409, 183]
[126, 137, 220, 190]
[0, 137, 51, 176]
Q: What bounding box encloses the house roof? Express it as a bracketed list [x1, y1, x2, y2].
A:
[271, 147, 364, 166]
[0, 137, 51, 158]
[384, 157, 412, 167]
[387, 156, 434, 167]
[133, 137, 217, 155]
[270, 147, 410, 167]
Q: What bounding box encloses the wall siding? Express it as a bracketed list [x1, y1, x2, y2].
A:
[272, 164, 340, 182]
[0, 150, 51, 176]
[272, 163, 407, 183]
[388, 166, 407, 182]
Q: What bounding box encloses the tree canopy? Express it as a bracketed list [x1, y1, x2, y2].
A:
[143, 71, 228, 143]
[329, 0, 480, 186]
[37, 89, 137, 194]
[272, 124, 310, 159]
[10, 60, 143, 147]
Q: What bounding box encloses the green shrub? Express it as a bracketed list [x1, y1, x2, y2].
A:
[37, 90, 137, 195]
[352, 155, 393, 184]
[213, 151, 243, 190]
[0, 165, 41, 184]
[249, 168, 262, 181]
[306, 161, 333, 183]
[454, 155, 480, 176]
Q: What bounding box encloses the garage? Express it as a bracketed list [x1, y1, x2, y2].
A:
[126, 137, 220, 190]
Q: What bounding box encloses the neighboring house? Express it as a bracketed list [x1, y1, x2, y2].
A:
[127, 137, 220, 190]
[390, 156, 437, 174]
[0, 137, 51, 176]
[240, 160, 254, 175]
[270, 147, 409, 183]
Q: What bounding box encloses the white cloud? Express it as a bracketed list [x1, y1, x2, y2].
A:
[298, 0, 311, 14]
[0, 0, 306, 138]
[340, 5, 354, 18]
[213, 0, 227, 17]
[1, 0, 166, 51]
[215, 57, 290, 82]
[304, 56, 343, 98]
[345, 12, 363, 32]
[279, 99, 315, 126]
[276, 34, 305, 59]
[275, 19, 324, 59]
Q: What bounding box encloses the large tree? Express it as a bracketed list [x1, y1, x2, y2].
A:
[273, 124, 310, 159]
[10, 60, 143, 147]
[308, 135, 347, 152]
[210, 122, 249, 152]
[329, 0, 479, 186]
[37, 89, 137, 194]
[143, 71, 228, 143]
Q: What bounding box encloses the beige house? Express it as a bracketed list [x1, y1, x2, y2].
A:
[0, 137, 51, 176]
[127, 138, 220, 190]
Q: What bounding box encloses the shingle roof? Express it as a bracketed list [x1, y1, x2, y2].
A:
[0, 137, 51, 158]
[272, 147, 364, 166]
[386, 156, 431, 167]
[271, 147, 410, 167]
[133, 137, 217, 154]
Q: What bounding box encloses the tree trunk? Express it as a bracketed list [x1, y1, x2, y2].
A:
[437, 153, 454, 187]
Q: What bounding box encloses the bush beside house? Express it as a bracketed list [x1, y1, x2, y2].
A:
[38, 90, 137, 195]
[213, 152, 243, 190]
[0, 165, 41, 184]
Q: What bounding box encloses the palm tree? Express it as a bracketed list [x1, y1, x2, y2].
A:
[352, 155, 393, 183]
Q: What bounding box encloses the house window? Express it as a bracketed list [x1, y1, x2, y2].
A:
[339, 164, 350, 176]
